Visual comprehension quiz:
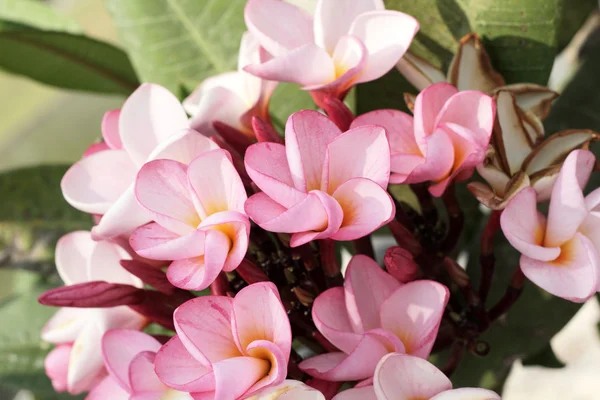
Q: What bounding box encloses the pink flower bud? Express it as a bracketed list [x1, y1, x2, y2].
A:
[384, 246, 419, 283]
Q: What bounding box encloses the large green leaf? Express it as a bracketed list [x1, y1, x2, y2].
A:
[0, 0, 82, 33]
[105, 0, 315, 122]
[0, 20, 139, 95]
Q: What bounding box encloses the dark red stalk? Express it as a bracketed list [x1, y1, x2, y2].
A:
[488, 267, 526, 322]
[440, 184, 464, 253]
[321, 95, 354, 131]
[236, 258, 269, 284]
[387, 219, 422, 256]
[38, 281, 144, 308]
[479, 210, 502, 303]
[353, 235, 375, 259]
[120, 260, 176, 295]
[210, 272, 232, 296]
[252, 116, 283, 143]
[213, 121, 253, 154]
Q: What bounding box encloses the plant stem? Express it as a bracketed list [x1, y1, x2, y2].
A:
[441, 340, 466, 377]
[353, 235, 375, 258]
[479, 210, 502, 303]
[319, 239, 343, 287]
[440, 184, 464, 253]
[488, 268, 526, 322]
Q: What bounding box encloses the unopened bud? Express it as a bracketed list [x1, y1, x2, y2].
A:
[321, 95, 354, 131]
[384, 246, 419, 283]
[212, 120, 253, 154]
[252, 116, 283, 143]
[38, 281, 144, 308]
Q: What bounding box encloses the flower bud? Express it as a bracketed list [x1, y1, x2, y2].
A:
[384, 246, 419, 283]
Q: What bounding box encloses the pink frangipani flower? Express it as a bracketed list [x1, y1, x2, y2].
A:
[42, 231, 145, 394]
[501, 149, 600, 302]
[244, 110, 395, 247]
[61, 83, 219, 240]
[243, 0, 418, 106]
[183, 31, 277, 139]
[299, 255, 449, 381]
[351, 82, 495, 196]
[87, 329, 192, 400]
[154, 282, 292, 399]
[130, 149, 250, 291]
[247, 380, 325, 399]
[333, 353, 501, 400]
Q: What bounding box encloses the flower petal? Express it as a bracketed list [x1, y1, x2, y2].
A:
[253, 379, 327, 400]
[198, 211, 250, 272]
[55, 231, 95, 285]
[87, 240, 140, 286]
[128, 351, 166, 394]
[545, 149, 595, 247]
[374, 353, 452, 400]
[325, 125, 390, 192]
[405, 129, 454, 184]
[244, 340, 288, 397]
[149, 129, 220, 164]
[244, 44, 336, 87]
[213, 356, 270, 400]
[349, 10, 419, 84]
[285, 110, 341, 191]
[343, 255, 401, 332]
[430, 388, 501, 400]
[232, 282, 291, 360]
[447, 33, 505, 92]
[413, 83, 457, 147]
[166, 229, 231, 290]
[299, 333, 390, 381]
[351, 109, 419, 156]
[501, 187, 560, 260]
[245, 142, 307, 209]
[332, 386, 377, 400]
[61, 149, 137, 215]
[174, 296, 240, 366]
[87, 376, 130, 400]
[44, 344, 72, 392]
[67, 317, 108, 394]
[314, 0, 383, 53]
[102, 329, 161, 391]
[244, 0, 314, 57]
[521, 233, 599, 302]
[102, 109, 122, 150]
[379, 281, 449, 358]
[187, 149, 247, 216]
[135, 159, 199, 235]
[312, 287, 361, 353]
[331, 178, 395, 241]
[130, 223, 206, 260]
[41, 308, 87, 343]
[91, 185, 152, 240]
[120, 83, 189, 166]
[154, 336, 215, 393]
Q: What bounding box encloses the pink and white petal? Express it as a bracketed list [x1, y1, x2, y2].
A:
[61, 149, 137, 215]
[299, 333, 390, 381]
[173, 296, 239, 365]
[349, 11, 419, 84]
[245, 44, 335, 87]
[45, 344, 72, 392]
[253, 379, 327, 400]
[500, 188, 560, 261]
[435, 91, 496, 147]
[390, 154, 425, 184]
[379, 281, 449, 358]
[285, 110, 341, 192]
[312, 287, 362, 353]
[154, 336, 216, 393]
[405, 129, 454, 184]
[83, 142, 110, 158]
[343, 255, 401, 332]
[374, 353, 452, 400]
[314, 0, 383, 53]
[187, 149, 247, 216]
[545, 149, 595, 248]
[413, 82, 457, 149]
[351, 109, 419, 155]
[102, 329, 161, 390]
[119, 83, 189, 166]
[325, 125, 390, 192]
[91, 185, 152, 240]
[245, 192, 329, 234]
[55, 231, 95, 285]
[580, 212, 600, 252]
[130, 223, 206, 261]
[166, 230, 230, 291]
[245, 142, 307, 209]
[232, 282, 291, 358]
[332, 386, 377, 400]
[244, 340, 288, 396]
[88, 240, 140, 287]
[245, 0, 313, 57]
[330, 178, 395, 241]
[129, 351, 168, 393]
[197, 211, 250, 272]
[289, 190, 344, 247]
[150, 129, 220, 165]
[212, 356, 270, 400]
[102, 109, 122, 150]
[135, 159, 199, 236]
[67, 319, 107, 394]
[430, 388, 501, 400]
[87, 376, 130, 400]
[41, 308, 87, 343]
[520, 233, 599, 303]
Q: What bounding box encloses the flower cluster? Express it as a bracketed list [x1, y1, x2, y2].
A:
[37, 0, 600, 399]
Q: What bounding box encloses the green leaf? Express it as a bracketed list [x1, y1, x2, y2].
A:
[522, 342, 565, 369]
[105, 0, 315, 122]
[0, 0, 82, 33]
[0, 270, 77, 399]
[0, 20, 139, 95]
